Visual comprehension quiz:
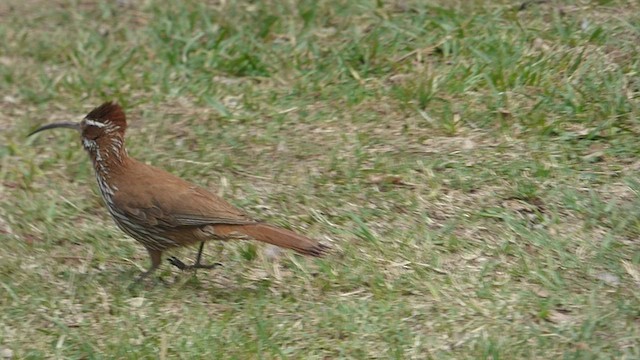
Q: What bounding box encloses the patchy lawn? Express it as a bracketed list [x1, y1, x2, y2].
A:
[1, 0, 639, 358]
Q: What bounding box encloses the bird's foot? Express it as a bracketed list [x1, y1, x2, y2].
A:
[167, 256, 223, 271]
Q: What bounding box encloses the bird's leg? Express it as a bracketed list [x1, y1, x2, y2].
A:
[191, 241, 223, 269]
[194, 241, 205, 266]
[133, 248, 163, 283]
[167, 242, 223, 271]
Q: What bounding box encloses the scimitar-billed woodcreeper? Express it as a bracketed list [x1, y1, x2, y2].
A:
[29, 102, 329, 282]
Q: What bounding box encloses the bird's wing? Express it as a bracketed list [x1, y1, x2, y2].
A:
[111, 160, 258, 228]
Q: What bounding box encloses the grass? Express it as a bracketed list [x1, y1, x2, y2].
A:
[1, 0, 639, 358]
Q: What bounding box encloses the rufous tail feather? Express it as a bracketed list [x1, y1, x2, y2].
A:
[215, 224, 328, 257]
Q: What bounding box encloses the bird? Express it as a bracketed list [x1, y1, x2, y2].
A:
[29, 101, 329, 281]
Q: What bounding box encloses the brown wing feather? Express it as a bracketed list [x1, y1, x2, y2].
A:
[112, 158, 256, 227]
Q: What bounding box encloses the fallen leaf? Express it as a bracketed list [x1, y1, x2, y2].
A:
[582, 151, 604, 163]
[533, 287, 550, 298]
[498, 108, 512, 119]
[462, 138, 475, 150]
[369, 175, 413, 188]
[0, 348, 13, 359]
[595, 272, 620, 286]
[547, 309, 573, 324]
[532, 37, 551, 52]
[126, 297, 145, 308]
[388, 73, 412, 84]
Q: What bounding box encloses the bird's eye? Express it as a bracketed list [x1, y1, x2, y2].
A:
[82, 120, 103, 140]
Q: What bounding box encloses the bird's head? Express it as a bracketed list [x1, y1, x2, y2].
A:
[29, 101, 127, 151]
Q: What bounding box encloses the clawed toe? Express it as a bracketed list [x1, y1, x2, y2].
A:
[167, 256, 188, 270]
[194, 262, 223, 269]
[167, 256, 223, 271]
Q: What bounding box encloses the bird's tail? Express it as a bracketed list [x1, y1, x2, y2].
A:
[214, 223, 329, 257]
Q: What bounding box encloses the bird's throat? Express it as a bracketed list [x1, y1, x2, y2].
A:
[84, 136, 128, 178]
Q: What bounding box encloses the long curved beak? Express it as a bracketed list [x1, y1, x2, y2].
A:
[28, 122, 81, 137]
